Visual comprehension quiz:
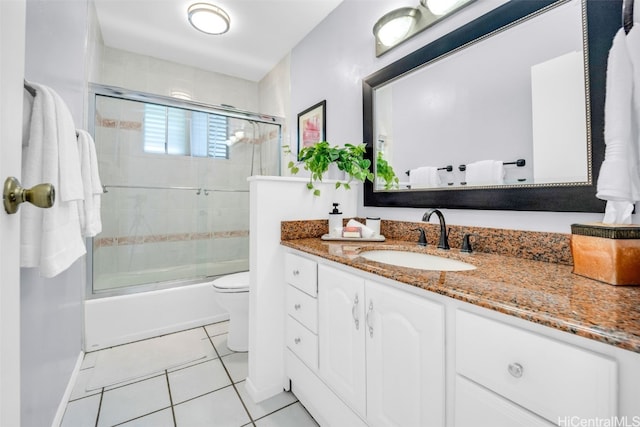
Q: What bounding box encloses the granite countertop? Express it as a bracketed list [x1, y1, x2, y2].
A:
[281, 237, 640, 354]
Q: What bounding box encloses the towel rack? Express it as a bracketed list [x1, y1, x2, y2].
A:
[101, 184, 248, 195]
[458, 159, 526, 172]
[405, 165, 453, 175]
[624, 0, 634, 34]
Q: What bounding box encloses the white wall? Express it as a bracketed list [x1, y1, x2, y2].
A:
[23, 0, 88, 425]
[247, 176, 358, 402]
[289, 0, 636, 232]
[259, 54, 291, 175]
[96, 46, 260, 112]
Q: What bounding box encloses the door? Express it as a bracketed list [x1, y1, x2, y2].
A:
[0, 0, 26, 425]
[365, 280, 445, 427]
[318, 265, 366, 417]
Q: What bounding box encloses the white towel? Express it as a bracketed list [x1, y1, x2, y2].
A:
[77, 130, 103, 237]
[596, 26, 640, 223]
[21, 82, 86, 278]
[465, 160, 504, 185]
[409, 166, 441, 188]
[346, 219, 375, 238]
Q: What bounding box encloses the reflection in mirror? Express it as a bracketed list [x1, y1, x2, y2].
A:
[364, 0, 620, 212]
[373, 0, 588, 191]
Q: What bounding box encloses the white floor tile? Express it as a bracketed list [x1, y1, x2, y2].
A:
[97, 375, 171, 427]
[174, 385, 250, 427]
[118, 408, 175, 427]
[255, 402, 319, 427]
[222, 352, 248, 383]
[60, 394, 101, 427]
[210, 334, 234, 357]
[205, 321, 229, 337]
[69, 368, 102, 400]
[168, 358, 231, 404]
[236, 381, 297, 420]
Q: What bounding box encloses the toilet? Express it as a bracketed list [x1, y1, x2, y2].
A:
[211, 271, 250, 352]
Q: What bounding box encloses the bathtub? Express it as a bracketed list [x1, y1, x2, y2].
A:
[84, 267, 246, 350]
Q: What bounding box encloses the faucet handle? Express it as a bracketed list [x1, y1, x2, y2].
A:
[414, 228, 427, 246]
[461, 233, 477, 253]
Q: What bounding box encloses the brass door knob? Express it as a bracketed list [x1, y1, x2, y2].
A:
[3, 177, 55, 214]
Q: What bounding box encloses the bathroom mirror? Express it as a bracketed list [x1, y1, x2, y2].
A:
[363, 0, 620, 212]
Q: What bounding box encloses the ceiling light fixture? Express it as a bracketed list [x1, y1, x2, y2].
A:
[373, 0, 475, 57]
[188, 3, 230, 35]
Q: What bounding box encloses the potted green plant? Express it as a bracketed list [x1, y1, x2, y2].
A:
[285, 141, 398, 196]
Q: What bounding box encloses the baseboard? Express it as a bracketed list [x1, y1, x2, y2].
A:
[244, 376, 285, 403]
[51, 351, 84, 427]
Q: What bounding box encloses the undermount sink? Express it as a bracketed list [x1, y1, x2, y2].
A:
[358, 250, 476, 272]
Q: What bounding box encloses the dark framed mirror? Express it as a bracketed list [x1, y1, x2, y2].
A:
[363, 0, 620, 212]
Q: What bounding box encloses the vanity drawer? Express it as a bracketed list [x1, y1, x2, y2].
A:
[286, 285, 318, 333]
[456, 310, 617, 423]
[284, 253, 317, 296]
[286, 315, 318, 370]
[454, 375, 554, 427]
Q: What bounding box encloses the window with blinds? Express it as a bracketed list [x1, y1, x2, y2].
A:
[143, 104, 229, 159]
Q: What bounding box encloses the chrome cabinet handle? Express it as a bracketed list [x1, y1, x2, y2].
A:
[294, 303, 301, 310]
[508, 363, 524, 378]
[366, 301, 374, 338]
[292, 269, 300, 276]
[352, 294, 359, 330]
[294, 337, 301, 344]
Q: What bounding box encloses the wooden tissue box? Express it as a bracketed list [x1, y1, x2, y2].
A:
[570, 223, 640, 286]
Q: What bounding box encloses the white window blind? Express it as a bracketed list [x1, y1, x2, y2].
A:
[143, 104, 229, 158]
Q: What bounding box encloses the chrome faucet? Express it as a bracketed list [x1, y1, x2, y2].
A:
[422, 209, 450, 250]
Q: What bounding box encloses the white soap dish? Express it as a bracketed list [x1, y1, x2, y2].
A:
[321, 234, 386, 242]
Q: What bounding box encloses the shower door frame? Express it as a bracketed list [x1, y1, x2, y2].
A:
[86, 83, 284, 299]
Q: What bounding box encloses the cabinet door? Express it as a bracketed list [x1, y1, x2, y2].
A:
[365, 280, 445, 427]
[318, 265, 366, 417]
[365, 281, 445, 427]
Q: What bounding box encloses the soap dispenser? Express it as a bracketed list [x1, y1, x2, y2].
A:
[328, 203, 343, 236]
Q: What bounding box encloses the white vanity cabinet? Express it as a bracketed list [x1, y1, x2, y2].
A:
[282, 249, 636, 427]
[318, 264, 445, 426]
[454, 310, 617, 426]
[284, 253, 319, 371]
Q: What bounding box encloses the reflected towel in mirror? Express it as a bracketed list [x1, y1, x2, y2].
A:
[465, 160, 505, 185]
[409, 166, 441, 188]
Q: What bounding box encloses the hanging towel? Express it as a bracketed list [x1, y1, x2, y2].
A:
[409, 166, 441, 188]
[77, 130, 103, 237]
[596, 24, 640, 223]
[21, 82, 86, 278]
[465, 160, 504, 186]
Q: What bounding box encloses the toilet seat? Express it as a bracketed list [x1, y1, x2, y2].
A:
[211, 271, 250, 293]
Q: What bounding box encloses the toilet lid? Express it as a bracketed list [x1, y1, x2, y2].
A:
[212, 271, 250, 293]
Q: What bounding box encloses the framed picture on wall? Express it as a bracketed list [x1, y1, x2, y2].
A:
[297, 100, 326, 154]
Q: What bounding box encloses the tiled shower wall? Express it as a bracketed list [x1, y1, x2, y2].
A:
[92, 96, 279, 291]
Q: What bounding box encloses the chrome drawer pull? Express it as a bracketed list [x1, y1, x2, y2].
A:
[294, 303, 301, 310]
[294, 337, 301, 344]
[508, 363, 524, 378]
[352, 294, 360, 330]
[292, 269, 300, 276]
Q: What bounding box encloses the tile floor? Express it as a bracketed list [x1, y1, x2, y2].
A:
[61, 321, 319, 427]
